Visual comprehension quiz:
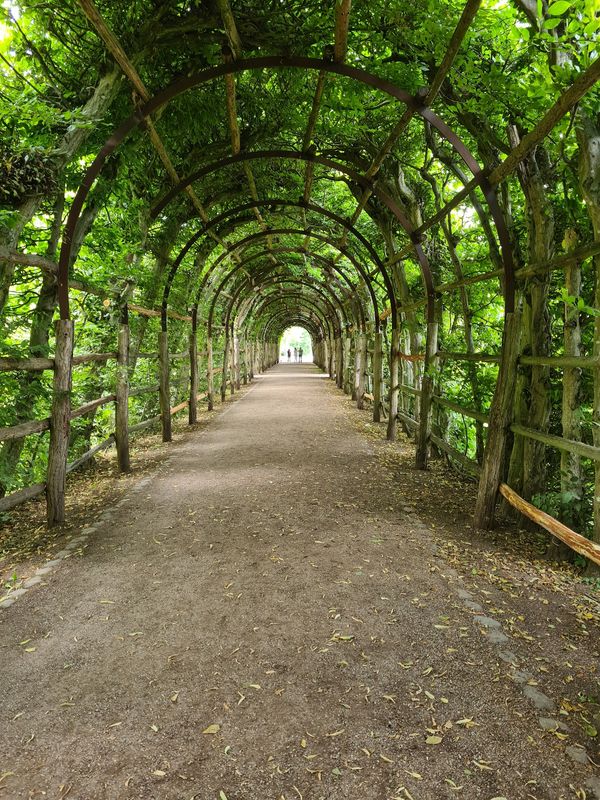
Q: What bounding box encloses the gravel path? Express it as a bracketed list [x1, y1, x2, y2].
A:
[1, 363, 598, 800]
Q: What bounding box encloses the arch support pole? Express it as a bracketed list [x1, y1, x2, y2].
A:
[234, 334, 241, 390]
[387, 327, 400, 441]
[356, 332, 367, 409]
[335, 337, 343, 388]
[474, 311, 522, 528]
[372, 331, 383, 423]
[46, 319, 74, 526]
[207, 335, 214, 410]
[115, 310, 130, 472]
[159, 329, 172, 442]
[221, 329, 231, 401]
[416, 321, 439, 469]
[189, 310, 198, 425]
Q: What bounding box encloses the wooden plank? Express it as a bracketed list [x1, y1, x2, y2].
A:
[0, 482, 46, 513]
[158, 330, 172, 442]
[129, 383, 159, 397]
[438, 350, 501, 363]
[72, 352, 117, 365]
[0, 418, 50, 442]
[170, 399, 189, 416]
[499, 483, 600, 567]
[432, 395, 489, 423]
[431, 432, 481, 476]
[70, 394, 116, 420]
[129, 415, 160, 433]
[0, 356, 54, 372]
[519, 354, 600, 368]
[66, 434, 115, 474]
[510, 423, 600, 462]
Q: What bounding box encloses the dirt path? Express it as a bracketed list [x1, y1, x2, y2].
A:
[1, 363, 599, 800]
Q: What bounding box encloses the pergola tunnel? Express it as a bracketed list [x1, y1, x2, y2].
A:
[1, 0, 600, 571]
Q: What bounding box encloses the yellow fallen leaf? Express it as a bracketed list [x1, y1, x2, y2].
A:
[202, 724, 221, 735]
[426, 735, 443, 745]
[151, 770, 166, 777]
[170, 692, 179, 703]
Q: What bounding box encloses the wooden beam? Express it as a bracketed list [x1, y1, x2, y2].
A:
[499, 483, 600, 567]
[216, 0, 243, 58]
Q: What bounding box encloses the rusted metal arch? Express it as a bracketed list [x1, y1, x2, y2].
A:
[57, 56, 516, 323]
[228, 253, 365, 333]
[227, 277, 349, 342]
[231, 260, 365, 330]
[200, 228, 380, 334]
[160, 197, 388, 323]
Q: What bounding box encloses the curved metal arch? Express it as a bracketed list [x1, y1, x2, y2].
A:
[215, 247, 366, 339]
[231, 270, 353, 330]
[57, 55, 515, 322]
[263, 312, 323, 343]
[159, 197, 388, 317]
[228, 277, 349, 340]
[197, 245, 369, 339]
[200, 228, 380, 331]
[248, 292, 336, 341]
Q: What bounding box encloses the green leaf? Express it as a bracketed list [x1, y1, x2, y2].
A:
[547, 0, 571, 14]
[543, 17, 562, 29]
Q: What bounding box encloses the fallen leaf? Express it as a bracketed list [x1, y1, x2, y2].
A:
[202, 724, 221, 735]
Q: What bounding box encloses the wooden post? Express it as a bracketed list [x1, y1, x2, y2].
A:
[115, 309, 130, 472]
[373, 330, 383, 422]
[343, 335, 351, 394]
[207, 335, 214, 410]
[387, 327, 400, 441]
[356, 332, 367, 409]
[233, 333, 241, 390]
[241, 336, 248, 385]
[46, 319, 74, 526]
[416, 321, 439, 469]
[158, 328, 172, 442]
[474, 311, 522, 529]
[221, 330, 230, 401]
[335, 336, 343, 387]
[248, 340, 254, 381]
[189, 310, 198, 424]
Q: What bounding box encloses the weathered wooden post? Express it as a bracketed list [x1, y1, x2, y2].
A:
[207, 334, 214, 410]
[343, 333, 352, 394]
[335, 336, 343, 388]
[189, 308, 198, 424]
[356, 331, 367, 409]
[115, 304, 130, 472]
[46, 319, 74, 526]
[233, 332, 241, 390]
[221, 328, 230, 401]
[248, 340, 254, 381]
[474, 310, 522, 528]
[387, 327, 400, 441]
[241, 336, 248, 385]
[372, 330, 383, 423]
[415, 321, 439, 469]
[158, 315, 172, 442]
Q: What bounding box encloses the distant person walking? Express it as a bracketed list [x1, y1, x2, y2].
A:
[298, 347, 303, 363]
[287, 348, 291, 362]
[294, 347, 298, 362]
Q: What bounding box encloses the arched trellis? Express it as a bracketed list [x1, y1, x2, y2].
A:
[201, 229, 379, 334]
[226, 278, 348, 340]
[57, 56, 516, 324]
[196, 245, 370, 340]
[157, 197, 388, 323]
[225, 249, 367, 331]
